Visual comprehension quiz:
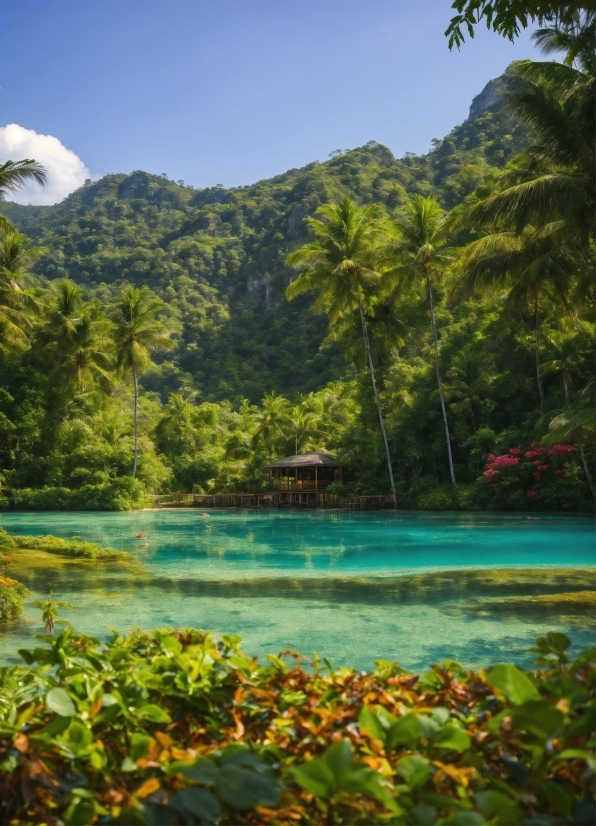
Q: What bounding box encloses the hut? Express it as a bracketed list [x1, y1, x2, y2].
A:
[264, 452, 340, 491]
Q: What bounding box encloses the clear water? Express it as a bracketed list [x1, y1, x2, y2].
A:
[1, 510, 594, 672]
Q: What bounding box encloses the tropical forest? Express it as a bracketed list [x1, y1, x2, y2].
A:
[0, 2, 593, 824]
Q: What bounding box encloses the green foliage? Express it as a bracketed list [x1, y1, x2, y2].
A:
[0, 622, 593, 824]
[10, 479, 146, 511]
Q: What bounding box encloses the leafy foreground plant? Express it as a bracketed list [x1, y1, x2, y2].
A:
[0, 623, 593, 825]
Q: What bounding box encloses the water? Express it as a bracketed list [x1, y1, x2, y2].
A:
[1, 510, 594, 671]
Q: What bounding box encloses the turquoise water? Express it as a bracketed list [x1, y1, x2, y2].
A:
[0, 510, 594, 671]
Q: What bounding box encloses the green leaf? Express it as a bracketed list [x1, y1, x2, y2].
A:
[542, 780, 574, 818]
[510, 700, 563, 740]
[169, 756, 217, 785]
[292, 758, 335, 798]
[63, 721, 92, 753]
[64, 799, 96, 826]
[130, 732, 154, 761]
[475, 791, 522, 825]
[430, 707, 450, 726]
[216, 763, 280, 809]
[396, 755, 430, 790]
[121, 757, 137, 772]
[418, 715, 441, 740]
[46, 687, 76, 717]
[487, 663, 540, 705]
[358, 706, 386, 742]
[386, 712, 422, 749]
[135, 704, 172, 723]
[323, 738, 353, 778]
[433, 723, 471, 752]
[171, 787, 220, 822]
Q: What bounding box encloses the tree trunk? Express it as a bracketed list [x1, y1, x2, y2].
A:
[360, 307, 397, 507]
[427, 279, 456, 486]
[564, 378, 595, 500]
[579, 442, 595, 501]
[132, 365, 139, 479]
[534, 299, 543, 408]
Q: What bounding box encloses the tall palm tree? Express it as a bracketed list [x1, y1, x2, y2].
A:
[452, 223, 571, 406]
[0, 159, 47, 230]
[0, 229, 42, 347]
[451, 21, 594, 251]
[285, 197, 397, 506]
[112, 286, 173, 478]
[387, 195, 456, 486]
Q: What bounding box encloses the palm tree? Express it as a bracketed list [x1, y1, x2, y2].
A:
[446, 350, 491, 435]
[286, 197, 397, 506]
[451, 21, 594, 250]
[112, 286, 173, 478]
[452, 223, 572, 406]
[0, 159, 47, 230]
[252, 392, 289, 458]
[286, 402, 322, 455]
[387, 195, 456, 486]
[0, 229, 42, 347]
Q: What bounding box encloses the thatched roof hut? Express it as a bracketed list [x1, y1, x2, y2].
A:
[264, 452, 340, 490]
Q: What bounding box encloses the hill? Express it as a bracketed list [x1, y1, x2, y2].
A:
[4, 69, 530, 404]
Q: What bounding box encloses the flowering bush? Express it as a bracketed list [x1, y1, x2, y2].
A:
[478, 443, 590, 511]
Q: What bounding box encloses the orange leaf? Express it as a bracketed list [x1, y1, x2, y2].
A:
[155, 732, 172, 749]
[90, 698, 103, 719]
[135, 777, 160, 799]
[14, 732, 29, 753]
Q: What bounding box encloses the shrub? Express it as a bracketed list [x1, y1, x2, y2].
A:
[416, 486, 456, 510]
[0, 624, 592, 824]
[0, 576, 28, 622]
[10, 478, 146, 511]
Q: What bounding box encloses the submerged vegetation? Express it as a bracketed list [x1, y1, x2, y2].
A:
[0, 617, 593, 825]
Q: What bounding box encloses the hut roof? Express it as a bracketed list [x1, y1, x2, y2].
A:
[264, 452, 339, 469]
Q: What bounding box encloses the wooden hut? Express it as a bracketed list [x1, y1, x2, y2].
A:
[265, 452, 340, 491]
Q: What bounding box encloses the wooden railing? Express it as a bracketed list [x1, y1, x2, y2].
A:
[150, 492, 395, 510]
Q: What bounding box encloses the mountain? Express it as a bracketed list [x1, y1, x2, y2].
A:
[3, 69, 531, 404]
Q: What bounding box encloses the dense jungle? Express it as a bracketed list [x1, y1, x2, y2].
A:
[0, 28, 593, 511]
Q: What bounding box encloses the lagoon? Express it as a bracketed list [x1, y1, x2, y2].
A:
[1, 510, 594, 671]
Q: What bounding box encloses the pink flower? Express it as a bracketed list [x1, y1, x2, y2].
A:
[527, 490, 541, 499]
[491, 455, 519, 469]
[483, 468, 499, 478]
[555, 468, 567, 476]
[548, 444, 577, 457]
[509, 447, 521, 456]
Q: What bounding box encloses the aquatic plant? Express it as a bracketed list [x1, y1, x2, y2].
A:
[11, 534, 131, 562]
[0, 618, 593, 824]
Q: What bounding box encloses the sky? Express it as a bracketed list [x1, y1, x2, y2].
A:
[1, 0, 542, 204]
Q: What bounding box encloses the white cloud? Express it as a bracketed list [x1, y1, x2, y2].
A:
[0, 124, 90, 205]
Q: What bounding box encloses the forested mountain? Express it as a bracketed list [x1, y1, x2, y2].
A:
[1, 60, 592, 511]
[4, 69, 530, 403]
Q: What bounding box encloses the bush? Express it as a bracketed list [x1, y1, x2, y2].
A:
[476, 443, 593, 511]
[0, 624, 593, 824]
[0, 576, 28, 622]
[416, 486, 456, 510]
[10, 478, 146, 511]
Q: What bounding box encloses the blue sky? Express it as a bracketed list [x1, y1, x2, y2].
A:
[1, 1, 541, 201]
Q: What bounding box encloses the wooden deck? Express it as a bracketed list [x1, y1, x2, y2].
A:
[151, 492, 394, 510]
